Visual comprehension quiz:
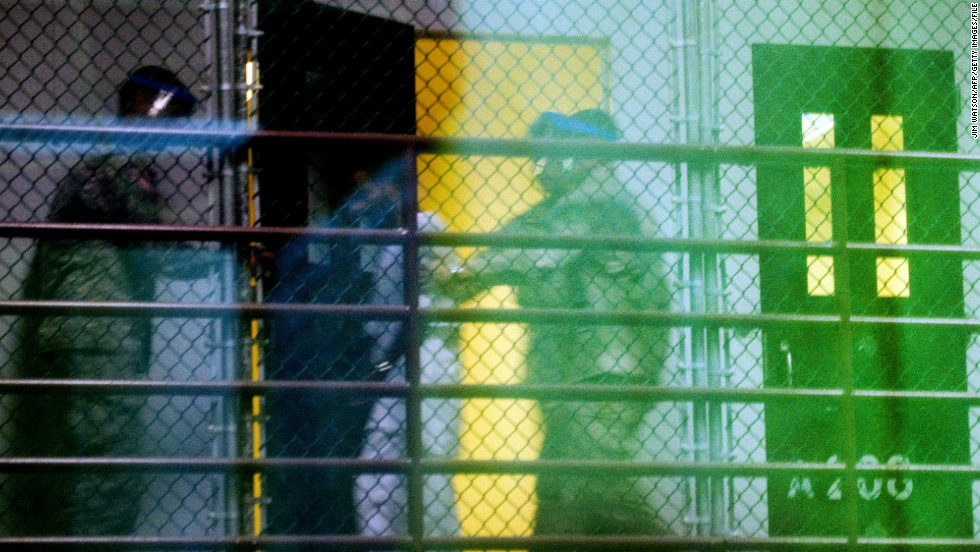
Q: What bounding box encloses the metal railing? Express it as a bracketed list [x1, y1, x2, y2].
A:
[0, 123, 978, 549]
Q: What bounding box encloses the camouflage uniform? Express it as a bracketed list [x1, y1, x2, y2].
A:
[461, 165, 671, 542]
[13, 155, 167, 536]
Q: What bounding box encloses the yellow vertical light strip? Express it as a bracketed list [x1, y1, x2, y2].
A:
[871, 115, 909, 298]
[802, 113, 835, 296]
[244, 56, 264, 541]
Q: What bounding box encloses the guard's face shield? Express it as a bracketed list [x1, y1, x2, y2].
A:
[120, 74, 196, 119]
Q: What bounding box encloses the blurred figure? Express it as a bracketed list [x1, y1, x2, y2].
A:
[11, 66, 198, 537]
[355, 210, 462, 548]
[263, 155, 410, 551]
[441, 109, 671, 546]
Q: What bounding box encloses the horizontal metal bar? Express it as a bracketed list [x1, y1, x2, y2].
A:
[0, 534, 855, 552]
[427, 458, 850, 478]
[3, 379, 978, 406]
[0, 379, 402, 396]
[0, 300, 409, 319]
[852, 388, 980, 402]
[422, 385, 980, 406]
[428, 232, 842, 254]
[0, 122, 251, 149]
[1, 534, 977, 552]
[430, 234, 980, 259]
[2, 123, 979, 169]
[6, 223, 980, 262]
[416, 29, 612, 48]
[1, 457, 977, 483]
[0, 379, 844, 401]
[17, 302, 828, 329]
[2, 534, 978, 551]
[0, 221, 407, 244]
[430, 308, 980, 331]
[435, 138, 980, 169]
[4, 300, 978, 331]
[0, 457, 408, 474]
[427, 307, 843, 328]
[0, 457, 908, 475]
[846, 241, 980, 258]
[849, 315, 980, 329]
[424, 383, 844, 402]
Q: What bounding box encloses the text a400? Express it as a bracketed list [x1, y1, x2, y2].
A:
[787, 454, 913, 501]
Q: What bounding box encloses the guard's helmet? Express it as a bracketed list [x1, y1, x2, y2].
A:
[118, 66, 196, 118]
[527, 109, 619, 195]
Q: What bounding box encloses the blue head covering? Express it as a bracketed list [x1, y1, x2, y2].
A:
[528, 109, 619, 141]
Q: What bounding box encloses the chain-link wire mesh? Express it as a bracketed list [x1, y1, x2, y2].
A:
[2, 0, 980, 550]
[0, 0, 231, 544]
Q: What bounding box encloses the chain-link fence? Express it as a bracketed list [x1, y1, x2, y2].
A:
[1, 0, 980, 550]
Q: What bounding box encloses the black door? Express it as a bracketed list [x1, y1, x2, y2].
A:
[256, 2, 417, 544]
[257, 0, 417, 225]
[753, 44, 968, 538]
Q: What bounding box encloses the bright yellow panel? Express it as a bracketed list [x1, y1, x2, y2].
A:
[804, 166, 833, 242]
[415, 37, 605, 545]
[807, 255, 835, 296]
[871, 115, 909, 298]
[456, 287, 542, 542]
[802, 113, 834, 296]
[876, 256, 910, 297]
[873, 168, 907, 246]
[871, 114, 904, 152]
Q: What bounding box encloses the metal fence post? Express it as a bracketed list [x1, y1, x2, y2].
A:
[675, 0, 728, 537]
[203, 0, 245, 538]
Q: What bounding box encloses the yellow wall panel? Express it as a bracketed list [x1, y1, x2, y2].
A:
[415, 36, 606, 545]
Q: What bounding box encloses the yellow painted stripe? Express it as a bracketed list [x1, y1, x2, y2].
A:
[245, 55, 264, 545]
